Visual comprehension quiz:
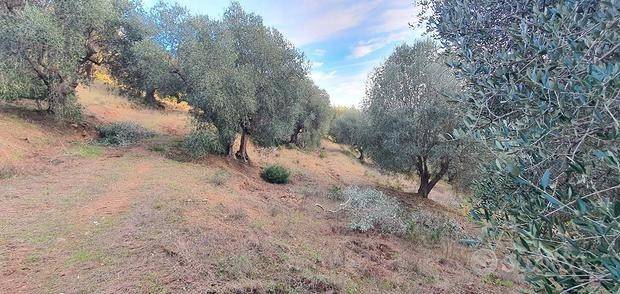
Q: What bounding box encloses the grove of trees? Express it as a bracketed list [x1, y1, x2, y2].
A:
[0, 0, 332, 161]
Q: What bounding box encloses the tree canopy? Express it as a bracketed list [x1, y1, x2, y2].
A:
[329, 107, 367, 161]
[0, 0, 122, 118]
[362, 40, 470, 197]
[179, 3, 315, 161]
[421, 0, 619, 291]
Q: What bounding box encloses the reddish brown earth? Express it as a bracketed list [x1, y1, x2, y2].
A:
[0, 83, 525, 293]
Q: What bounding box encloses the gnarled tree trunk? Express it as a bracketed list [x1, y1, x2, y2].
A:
[357, 146, 365, 162]
[236, 129, 250, 163]
[415, 156, 449, 198]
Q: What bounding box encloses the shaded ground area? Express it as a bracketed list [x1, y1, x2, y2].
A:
[0, 84, 524, 293]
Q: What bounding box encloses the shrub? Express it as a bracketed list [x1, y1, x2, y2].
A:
[210, 169, 230, 186]
[406, 210, 467, 244]
[182, 129, 225, 157]
[0, 163, 17, 180]
[97, 122, 154, 146]
[337, 186, 407, 235]
[261, 165, 290, 184]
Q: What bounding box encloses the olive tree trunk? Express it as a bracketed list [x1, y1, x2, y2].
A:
[236, 129, 250, 163]
[415, 156, 449, 198]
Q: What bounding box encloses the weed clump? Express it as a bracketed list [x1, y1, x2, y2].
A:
[406, 210, 467, 244]
[261, 164, 290, 184]
[337, 186, 407, 235]
[182, 129, 224, 157]
[97, 122, 154, 146]
[0, 163, 17, 180]
[210, 169, 230, 186]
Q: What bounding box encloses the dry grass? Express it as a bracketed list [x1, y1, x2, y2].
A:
[77, 83, 190, 136]
[0, 84, 526, 293]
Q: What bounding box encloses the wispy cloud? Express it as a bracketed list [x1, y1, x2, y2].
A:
[273, 0, 382, 46]
[350, 30, 411, 58]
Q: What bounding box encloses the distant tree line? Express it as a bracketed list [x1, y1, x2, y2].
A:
[0, 0, 333, 160]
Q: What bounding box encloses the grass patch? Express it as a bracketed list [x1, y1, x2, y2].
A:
[70, 143, 104, 158]
[210, 169, 230, 186]
[0, 163, 17, 179]
[97, 121, 154, 146]
[143, 273, 167, 294]
[482, 273, 514, 287]
[66, 248, 102, 266]
[214, 255, 253, 281]
[319, 149, 327, 158]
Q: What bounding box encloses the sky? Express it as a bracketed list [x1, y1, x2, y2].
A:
[142, 0, 425, 107]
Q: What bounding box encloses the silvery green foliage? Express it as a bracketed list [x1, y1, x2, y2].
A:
[108, 1, 187, 106]
[182, 127, 225, 157]
[407, 209, 466, 241]
[0, 0, 119, 118]
[179, 3, 309, 157]
[421, 0, 619, 291]
[289, 79, 333, 150]
[97, 122, 154, 146]
[363, 40, 472, 197]
[329, 107, 368, 159]
[339, 186, 407, 235]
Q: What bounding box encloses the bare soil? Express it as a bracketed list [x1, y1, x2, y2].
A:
[0, 83, 525, 293]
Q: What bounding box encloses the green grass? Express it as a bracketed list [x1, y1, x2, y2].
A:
[66, 248, 103, 266]
[482, 273, 514, 287]
[70, 143, 104, 158]
[143, 273, 167, 294]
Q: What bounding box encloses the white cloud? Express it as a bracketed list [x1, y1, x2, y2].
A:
[311, 61, 324, 68]
[270, 0, 382, 46]
[350, 29, 411, 58]
[312, 49, 326, 57]
[310, 70, 337, 83]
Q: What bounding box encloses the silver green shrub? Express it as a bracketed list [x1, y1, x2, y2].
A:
[97, 122, 154, 146]
[338, 186, 407, 235]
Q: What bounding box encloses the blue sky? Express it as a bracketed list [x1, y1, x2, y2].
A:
[143, 0, 424, 106]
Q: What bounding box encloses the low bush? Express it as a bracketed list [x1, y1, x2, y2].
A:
[405, 210, 467, 244]
[0, 163, 17, 180]
[97, 122, 154, 146]
[182, 129, 225, 157]
[337, 186, 407, 235]
[261, 165, 290, 184]
[210, 169, 230, 186]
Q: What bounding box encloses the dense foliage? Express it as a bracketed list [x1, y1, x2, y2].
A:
[421, 0, 619, 291]
[289, 79, 333, 150]
[178, 3, 325, 161]
[261, 165, 290, 184]
[182, 127, 225, 158]
[329, 107, 367, 160]
[363, 40, 476, 197]
[97, 121, 154, 146]
[0, 0, 122, 119]
[108, 1, 187, 107]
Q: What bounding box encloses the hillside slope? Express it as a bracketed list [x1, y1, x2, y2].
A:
[0, 84, 523, 293]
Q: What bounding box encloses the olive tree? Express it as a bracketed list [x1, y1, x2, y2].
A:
[180, 2, 308, 162]
[329, 107, 367, 161]
[108, 1, 187, 107]
[363, 40, 469, 197]
[0, 0, 120, 118]
[420, 0, 619, 291]
[289, 79, 333, 149]
[178, 16, 255, 156]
